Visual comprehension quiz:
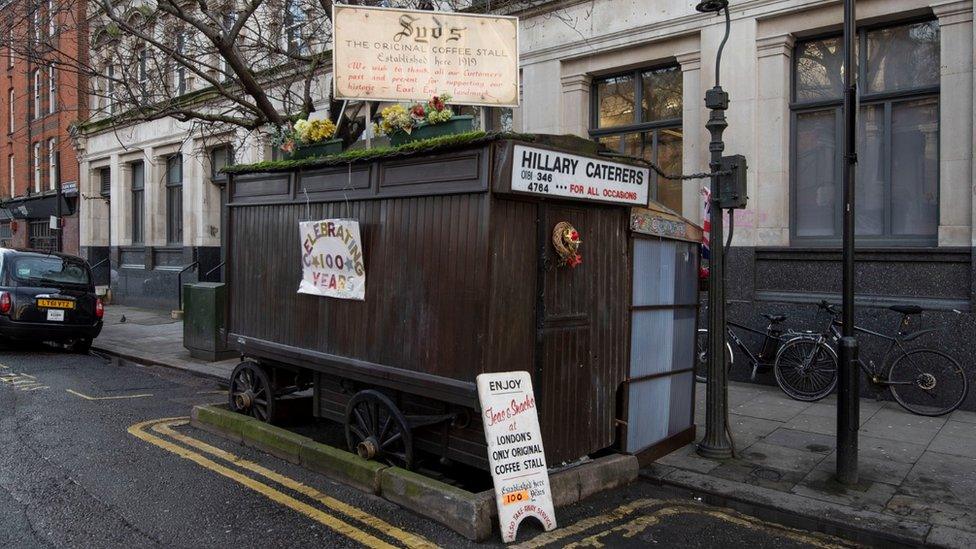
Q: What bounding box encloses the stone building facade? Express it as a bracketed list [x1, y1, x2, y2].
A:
[515, 0, 976, 409]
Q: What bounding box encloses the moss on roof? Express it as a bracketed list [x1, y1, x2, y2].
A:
[223, 131, 537, 174]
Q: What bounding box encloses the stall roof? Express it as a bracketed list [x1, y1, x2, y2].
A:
[630, 201, 703, 244]
[223, 131, 614, 175]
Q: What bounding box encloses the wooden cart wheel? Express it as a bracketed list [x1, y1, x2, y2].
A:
[345, 390, 414, 470]
[229, 361, 275, 423]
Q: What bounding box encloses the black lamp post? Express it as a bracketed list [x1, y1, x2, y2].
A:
[695, 0, 734, 460]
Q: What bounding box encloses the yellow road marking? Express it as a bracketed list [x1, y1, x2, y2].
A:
[516, 500, 854, 549]
[129, 418, 429, 549]
[152, 420, 437, 549]
[67, 389, 153, 401]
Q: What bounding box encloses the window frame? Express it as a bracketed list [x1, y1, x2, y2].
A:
[789, 18, 941, 247]
[210, 145, 233, 184]
[588, 64, 683, 208]
[131, 161, 145, 245]
[8, 88, 14, 133]
[32, 142, 40, 193]
[32, 69, 40, 119]
[47, 65, 55, 113]
[47, 138, 56, 191]
[8, 153, 13, 198]
[165, 154, 183, 246]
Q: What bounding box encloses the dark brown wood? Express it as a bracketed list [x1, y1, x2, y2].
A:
[224, 138, 634, 469]
[634, 426, 696, 467]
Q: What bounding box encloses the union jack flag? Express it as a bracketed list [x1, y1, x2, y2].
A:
[701, 186, 711, 260]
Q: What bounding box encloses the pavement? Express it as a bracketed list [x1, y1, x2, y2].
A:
[645, 380, 976, 548]
[94, 304, 238, 381]
[0, 346, 855, 547]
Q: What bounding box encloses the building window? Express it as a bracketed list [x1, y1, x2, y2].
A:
[99, 167, 110, 197]
[589, 66, 683, 212]
[8, 154, 13, 197]
[210, 145, 232, 183]
[32, 70, 40, 119]
[138, 48, 148, 104]
[107, 64, 116, 115]
[47, 0, 55, 37]
[166, 154, 183, 245]
[792, 20, 940, 245]
[32, 142, 40, 193]
[47, 138, 56, 190]
[131, 162, 144, 244]
[284, 1, 307, 55]
[7, 88, 13, 132]
[48, 65, 55, 113]
[174, 32, 187, 95]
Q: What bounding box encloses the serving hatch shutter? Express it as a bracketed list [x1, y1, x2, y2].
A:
[99, 168, 111, 197]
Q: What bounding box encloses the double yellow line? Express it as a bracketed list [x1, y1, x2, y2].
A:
[129, 417, 438, 549]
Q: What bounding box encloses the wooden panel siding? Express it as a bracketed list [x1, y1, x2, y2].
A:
[228, 193, 491, 382]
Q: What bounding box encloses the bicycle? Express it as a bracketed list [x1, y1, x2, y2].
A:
[774, 300, 968, 416]
[695, 310, 818, 384]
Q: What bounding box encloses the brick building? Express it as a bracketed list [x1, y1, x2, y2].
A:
[0, 0, 87, 254]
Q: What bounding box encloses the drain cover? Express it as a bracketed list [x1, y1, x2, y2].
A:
[751, 466, 782, 481]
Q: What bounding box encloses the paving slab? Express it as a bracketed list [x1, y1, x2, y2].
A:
[656, 442, 722, 474]
[733, 399, 809, 422]
[803, 400, 884, 424]
[948, 409, 976, 425]
[856, 434, 929, 464]
[814, 451, 913, 487]
[859, 408, 946, 446]
[928, 420, 976, 459]
[792, 469, 897, 512]
[783, 413, 838, 436]
[736, 442, 827, 475]
[886, 494, 976, 534]
[710, 460, 805, 492]
[926, 524, 976, 548]
[898, 451, 976, 506]
[762, 428, 835, 454]
[725, 415, 783, 448]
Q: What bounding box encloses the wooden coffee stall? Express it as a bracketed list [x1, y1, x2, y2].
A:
[222, 134, 699, 471]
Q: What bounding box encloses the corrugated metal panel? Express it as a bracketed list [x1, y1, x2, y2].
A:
[626, 376, 672, 450]
[630, 310, 674, 377]
[632, 239, 677, 306]
[668, 371, 695, 436]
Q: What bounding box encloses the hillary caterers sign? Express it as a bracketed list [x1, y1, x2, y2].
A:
[332, 5, 519, 106]
[512, 145, 650, 206]
[477, 371, 556, 542]
[298, 219, 366, 300]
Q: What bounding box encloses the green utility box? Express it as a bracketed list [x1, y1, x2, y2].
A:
[183, 282, 236, 362]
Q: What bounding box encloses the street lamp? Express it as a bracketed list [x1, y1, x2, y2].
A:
[695, 0, 735, 460]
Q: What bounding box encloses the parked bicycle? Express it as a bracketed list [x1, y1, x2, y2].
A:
[695, 310, 817, 383]
[774, 300, 968, 416]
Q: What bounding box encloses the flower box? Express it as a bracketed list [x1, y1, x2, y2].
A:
[389, 116, 474, 147]
[288, 139, 343, 160]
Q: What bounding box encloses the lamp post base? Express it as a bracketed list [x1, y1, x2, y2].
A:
[696, 440, 733, 460]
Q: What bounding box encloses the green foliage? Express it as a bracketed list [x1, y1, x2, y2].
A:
[223, 131, 538, 175]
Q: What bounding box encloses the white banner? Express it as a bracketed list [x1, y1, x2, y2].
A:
[298, 219, 366, 300]
[512, 145, 650, 206]
[476, 371, 556, 543]
[332, 5, 519, 106]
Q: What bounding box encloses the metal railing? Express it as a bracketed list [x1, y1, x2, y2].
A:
[176, 261, 199, 311]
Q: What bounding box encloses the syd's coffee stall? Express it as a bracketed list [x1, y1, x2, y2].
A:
[217, 4, 698, 479]
[221, 133, 699, 471]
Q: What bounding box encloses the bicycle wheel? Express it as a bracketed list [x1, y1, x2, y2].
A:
[888, 349, 968, 417]
[774, 337, 837, 401]
[695, 328, 733, 383]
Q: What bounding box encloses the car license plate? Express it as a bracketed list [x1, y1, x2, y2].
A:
[47, 309, 65, 322]
[37, 299, 74, 309]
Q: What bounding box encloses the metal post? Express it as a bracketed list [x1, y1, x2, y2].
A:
[837, 0, 859, 485]
[55, 151, 62, 252]
[697, 1, 733, 459]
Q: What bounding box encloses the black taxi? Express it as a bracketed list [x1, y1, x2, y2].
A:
[0, 249, 103, 352]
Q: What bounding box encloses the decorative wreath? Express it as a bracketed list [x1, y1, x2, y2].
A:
[552, 221, 583, 268]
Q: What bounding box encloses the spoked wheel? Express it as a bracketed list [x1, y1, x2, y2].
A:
[345, 390, 414, 470]
[774, 338, 838, 401]
[695, 328, 734, 383]
[888, 349, 968, 417]
[229, 361, 275, 422]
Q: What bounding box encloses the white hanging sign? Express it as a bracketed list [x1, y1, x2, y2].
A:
[511, 145, 649, 206]
[476, 371, 557, 543]
[298, 219, 366, 300]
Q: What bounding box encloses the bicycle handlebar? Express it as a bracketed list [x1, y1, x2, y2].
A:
[818, 300, 839, 314]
